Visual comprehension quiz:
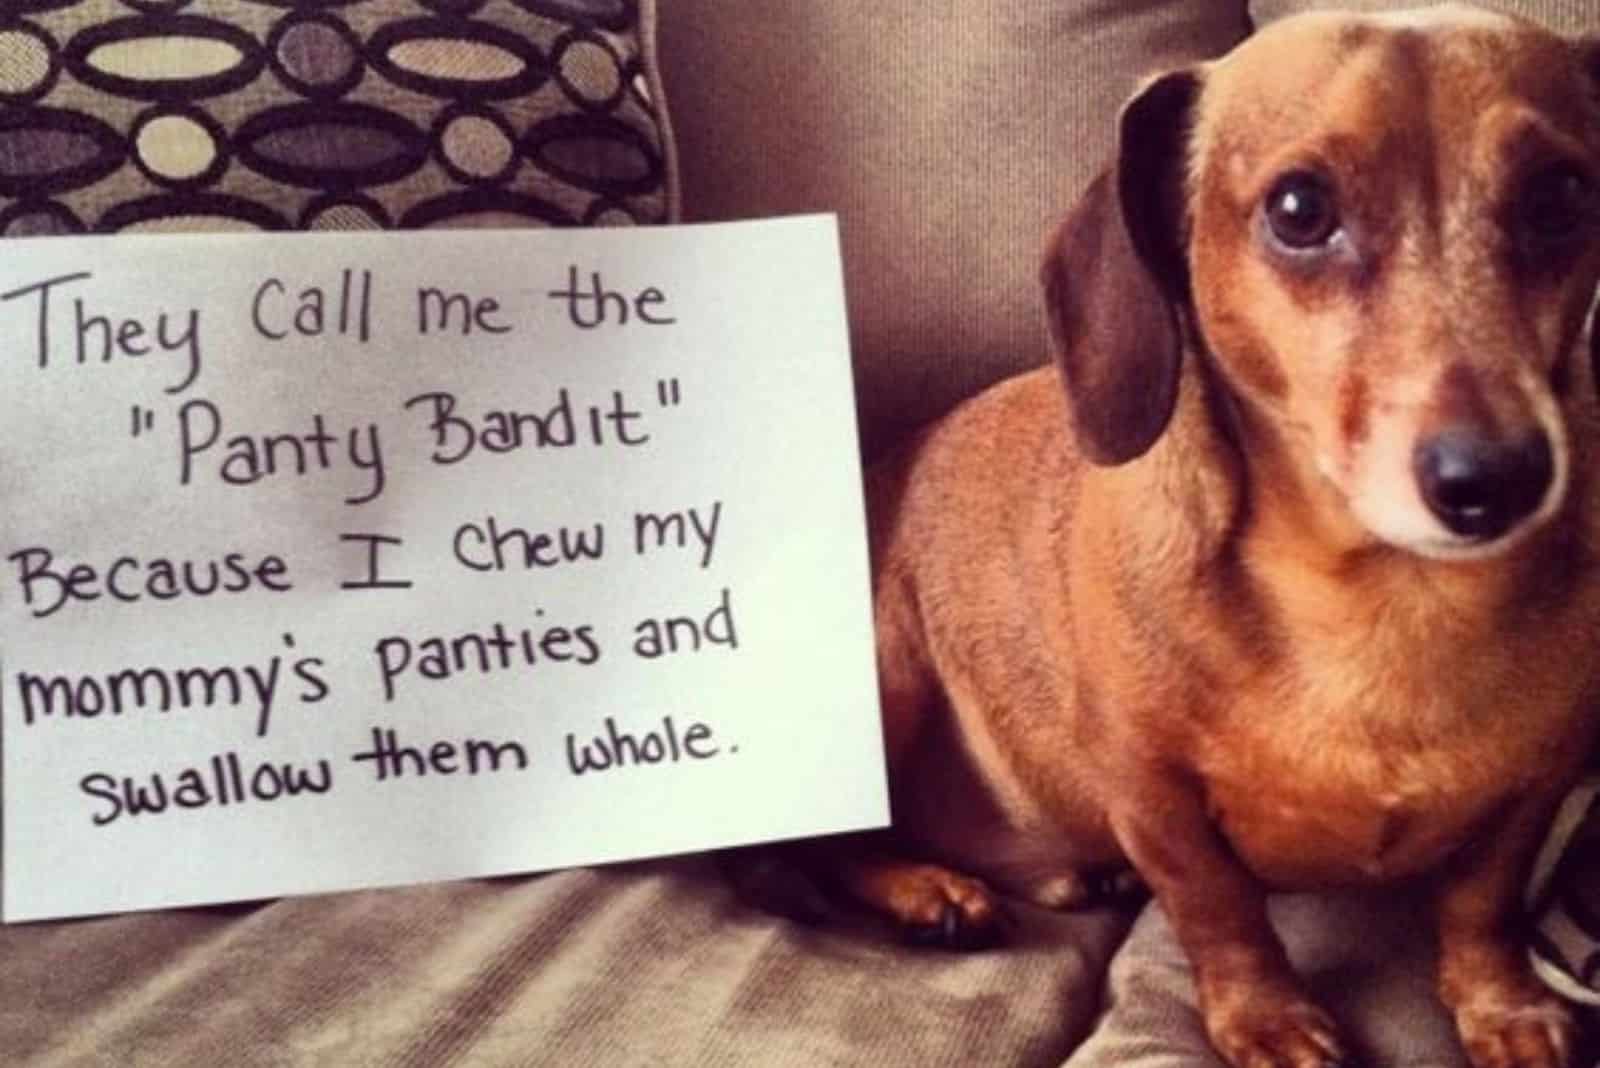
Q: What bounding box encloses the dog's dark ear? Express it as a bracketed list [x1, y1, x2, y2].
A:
[1041, 70, 1200, 465]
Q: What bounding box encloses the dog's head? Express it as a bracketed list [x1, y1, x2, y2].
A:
[1043, 5, 1600, 560]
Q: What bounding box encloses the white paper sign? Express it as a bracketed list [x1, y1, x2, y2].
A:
[0, 215, 887, 923]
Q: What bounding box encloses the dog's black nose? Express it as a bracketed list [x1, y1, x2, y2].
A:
[1413, 429, 1553, 541]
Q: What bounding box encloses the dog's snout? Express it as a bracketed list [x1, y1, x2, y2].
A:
[1412, 429, 1553, 541]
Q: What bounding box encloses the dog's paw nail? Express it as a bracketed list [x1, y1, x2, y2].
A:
[1456, 992, 1575, 1068]
[899, 901, 1005, 951]
[877, 864, 1006, 950]
[1209, 997, 1348, 1068]
[1090, 869, 1148, 906]
[1028, 869, 1147, 910]
[927, 902, 1004, 951]
[940, 902, 962, 943]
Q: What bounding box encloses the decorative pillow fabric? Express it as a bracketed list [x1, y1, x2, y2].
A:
[0, 0, 677, 235]
[1529, 780, 1600, 1006]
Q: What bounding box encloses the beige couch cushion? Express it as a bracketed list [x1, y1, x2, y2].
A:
[0, 859, 1134, 1066]
[657, 2, 1251, 457]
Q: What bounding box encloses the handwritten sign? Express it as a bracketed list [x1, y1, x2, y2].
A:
[0, 215, 887, 923]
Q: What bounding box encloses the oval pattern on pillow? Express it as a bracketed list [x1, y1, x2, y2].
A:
[0, 104, 122, 196]
[438, 107, 518, 184]
[418, 1, 492, 14]
[270, 14, 363, 99]
[100, 191, 288, 232]
[301, 193, 390, 231]
[12, 0, 83, 12]
[0, 24, 58, 101]
[132, 109, 223, 186]
[525, 112, 659, 195]
[237, 102, 430, 191]
[64, 15, 265, 100]
[554, 31, 624, 109]
[0, 200, 84, 236]
[512, 0, 634, 33]
[0, 0, 674, 234]
[401, 187, 571, 228]
[368, 18, 549, 102]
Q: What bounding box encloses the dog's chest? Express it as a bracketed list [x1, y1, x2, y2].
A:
[1203, 744, 1492, 886]
[1195, 650, 1566, 887]
[1179, 542, 1600, 887]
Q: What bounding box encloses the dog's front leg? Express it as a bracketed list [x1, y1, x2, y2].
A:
[1109, 775, 1348, 1068]
[1435, 791, 1575, 1068]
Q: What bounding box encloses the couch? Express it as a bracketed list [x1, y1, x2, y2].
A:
[5, 1, 1600, 1064]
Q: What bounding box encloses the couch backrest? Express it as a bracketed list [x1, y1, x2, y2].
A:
[657, 2, 1252, 458]
[659, 0, 1600, 458]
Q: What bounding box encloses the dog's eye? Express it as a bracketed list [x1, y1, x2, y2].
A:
[1264, 172, 1340, 249]
[1519, 163, 1595, 242]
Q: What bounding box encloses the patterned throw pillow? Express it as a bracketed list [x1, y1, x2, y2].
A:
[0, 0, 677, 234]
[1529, 778, 1600, 1006]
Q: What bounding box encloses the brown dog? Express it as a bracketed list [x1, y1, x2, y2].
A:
[776, 7, 1600, 1068]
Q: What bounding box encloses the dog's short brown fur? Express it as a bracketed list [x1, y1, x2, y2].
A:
[778, 8, 1600, 1068]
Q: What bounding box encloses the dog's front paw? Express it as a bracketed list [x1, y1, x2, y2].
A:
[1205, 993, 1350, 1068]
[884, 865, 1010, 950]
[834, 860, 1009, 949]
[1454, 990, 1575, 1068]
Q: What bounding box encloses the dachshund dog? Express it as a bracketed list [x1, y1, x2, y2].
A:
[744, 7, 1600, 1068]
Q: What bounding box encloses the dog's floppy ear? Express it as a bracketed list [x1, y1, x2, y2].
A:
[1041, 70, 1200, 465]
